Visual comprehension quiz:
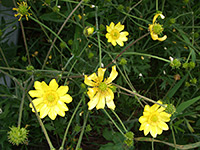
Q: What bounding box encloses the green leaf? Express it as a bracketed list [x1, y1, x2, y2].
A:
[176, 95, 200, 113]
[165, 74, 188, 99]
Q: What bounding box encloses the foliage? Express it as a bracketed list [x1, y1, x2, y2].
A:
[0, 0, 200, 149]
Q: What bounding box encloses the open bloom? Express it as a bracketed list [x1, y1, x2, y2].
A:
[13, 2, 31, 21]
[29, 79, 72, 120]
[106, 22, 129, 46]
[84, 66, 118, 110]
[149, 13, 167, 41]
[139, 101, 171, 138]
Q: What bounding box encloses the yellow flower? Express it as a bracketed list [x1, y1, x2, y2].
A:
[29, 79, 72, 120]
[106, 22, 129, 46]
[139, 101, 171, 138]
[149, 13, 167, 41]
[84, 65, 118, 110]
[13, 2, 31, 21]
[83, 26, 94, 37]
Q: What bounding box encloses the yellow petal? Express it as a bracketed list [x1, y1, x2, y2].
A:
[139, 116, 147, 123]
[96, 94, 105, 110]
[107, 22, 115, 32]
[60, 94, 72, 103]
[57, 101, 69, 111]
[29, 90, 42, 98]
[149, 24, 153, 33]
[48, 108, 57, 120]
[158, 121, 169, 130]
[41, 81, 51, 92]
[98, 68, 106, 82]
[105, 65, 118, 84]
[111, 40, 117, 46]
[116, 40, 124, 47]
[157, 126, 163, 135]
[160, 112, 171, 122]
[115, 22, 124, 32]
[150, 126, 157, 138]
[143, 124, 151, 136]
[88, 92, 100, 110]
[57, 86, 69, 96]
[157, 35, 167, 41]
[49, 79, 58, 91]
[34, 81, 42, 90]
[105, 89, 115, 110]
[84, 74, 98, 86]
[54, 105, 65, 117]
[40, 104, 50, 119]
[119, 31, 129, 41]
[151, 32, 159, 40]
[87, 87, 98, 99]
[144, 105, 150, 112]
[153, 13, 164, 24]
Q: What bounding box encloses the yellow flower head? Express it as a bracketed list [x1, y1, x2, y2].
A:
[83, 26, 94, 37]
[149, 13, 167, 41]
[84, 65, 118, 110]
[139, 101, 171, 138]
[13, 2, 31, 21]
[106, 22, 129, 47]
[28, 79, 73, 120]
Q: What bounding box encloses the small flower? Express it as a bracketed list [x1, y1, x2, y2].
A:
[84, 65, 118, 110]
[8, 126, 28, 146]
[139, 101, 171, 138]
[149, 13, 167, 41]
[13, 2, 31, 21]
[83, 26, 94, 37]
[28, 79, 73, 120]
[106, 22, 129, 46]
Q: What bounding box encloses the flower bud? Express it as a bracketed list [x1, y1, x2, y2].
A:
[83, 26, 94, 37]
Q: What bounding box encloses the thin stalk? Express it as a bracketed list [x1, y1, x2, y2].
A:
[105, 33, 149, 68]
[152, 138, 154, 150]
[0, 47, 12, 74]
[170, 122, 177, 150]
[95, 6, 102, 68]
[156, 0, 158, 11]
[29, 16, 71, 52]
[17, 92, 25, 128]
[12, 0, 31, 65]
[59, 96, 84, 150]
[111, 110, 127, 132]
[103, 109, 125, 137]
[113, 83, 166, 107]
[42, 0, 84, 69]
[75, 111, 89, 150]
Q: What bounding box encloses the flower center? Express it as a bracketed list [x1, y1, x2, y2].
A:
[18, 3, 29, 15]
[152, 23, 164, 35]
[150, 114, 158, 122]
[98, 82, 108, 91]
[110, 29, 120, 40]
[43, 91, 59, 106]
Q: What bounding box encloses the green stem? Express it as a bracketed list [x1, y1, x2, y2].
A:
[156, 0, 158, 11]
[111, 110, 127, 132]
[152, 138, 154, 150]
[103, 109, 125, 137]
[113, 83, 166, 107]
[28, 95, 55, 149]
[75, 111, 89, 150]
[170, 122, 177, 150]
[17, 92, 25, 128]
[59, 96, 84, 150]
[95, 6, 102, 68]
[0, 47, 12, 74]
